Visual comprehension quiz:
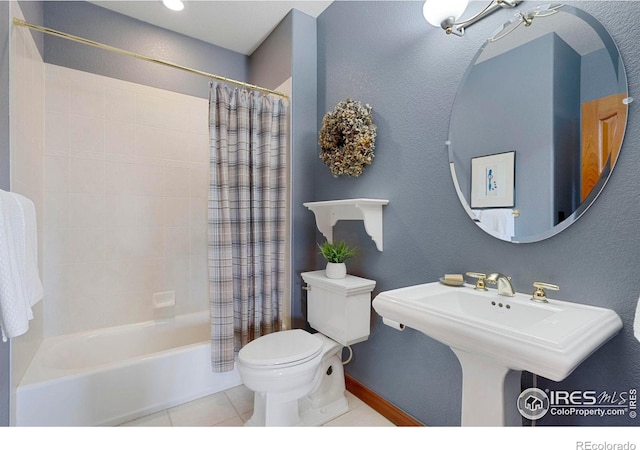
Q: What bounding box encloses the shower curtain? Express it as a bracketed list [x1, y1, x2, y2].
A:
[208, 82, 288, 373]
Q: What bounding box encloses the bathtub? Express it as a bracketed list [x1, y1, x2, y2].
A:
[16, 310, 242, 426]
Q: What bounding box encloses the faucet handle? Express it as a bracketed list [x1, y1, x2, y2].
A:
[531, 281, 559, 303]
[465, 272, 488, 291]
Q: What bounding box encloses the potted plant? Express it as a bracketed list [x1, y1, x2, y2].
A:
[318, 240, 357, 279]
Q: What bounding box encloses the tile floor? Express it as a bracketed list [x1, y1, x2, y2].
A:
[119, 384, 395, 427]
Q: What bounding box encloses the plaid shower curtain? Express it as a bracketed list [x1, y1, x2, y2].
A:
[208, 83, 288, 373]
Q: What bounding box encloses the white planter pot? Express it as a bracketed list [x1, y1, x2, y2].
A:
[325, 262, 347, 279]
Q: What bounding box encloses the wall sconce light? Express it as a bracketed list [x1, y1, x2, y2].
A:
[489, 3, 564, 41]
[163, 0, 184, 12]
[423, 0, 523, 36]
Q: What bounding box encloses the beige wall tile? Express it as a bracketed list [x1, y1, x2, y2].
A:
[43, 64, 209, 337]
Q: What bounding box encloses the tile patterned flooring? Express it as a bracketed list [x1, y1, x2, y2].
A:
[119, 384, 395, 427]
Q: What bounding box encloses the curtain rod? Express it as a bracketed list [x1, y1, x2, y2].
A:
[12, 18, 289, 99]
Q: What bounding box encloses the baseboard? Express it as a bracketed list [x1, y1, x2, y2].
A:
[345, 374, 423, 426]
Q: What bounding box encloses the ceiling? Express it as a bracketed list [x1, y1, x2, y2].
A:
[89, 1, 333, 55]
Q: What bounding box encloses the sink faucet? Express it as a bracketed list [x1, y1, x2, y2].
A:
[486, 273, 515, 297]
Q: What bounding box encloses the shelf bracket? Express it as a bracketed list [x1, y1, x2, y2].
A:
[303, 198, 389, 251]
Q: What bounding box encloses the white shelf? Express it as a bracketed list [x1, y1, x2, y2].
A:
[303, 198, 389, 251]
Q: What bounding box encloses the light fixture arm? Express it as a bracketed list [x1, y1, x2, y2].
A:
[443, 0, 523, 36]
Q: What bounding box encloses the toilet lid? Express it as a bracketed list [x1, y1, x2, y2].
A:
[238, 329, 323, 367]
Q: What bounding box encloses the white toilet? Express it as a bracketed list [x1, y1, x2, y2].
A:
[237, 270, 376, 426]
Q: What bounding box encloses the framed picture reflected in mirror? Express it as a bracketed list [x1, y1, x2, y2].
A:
[470, 151, 515, 209]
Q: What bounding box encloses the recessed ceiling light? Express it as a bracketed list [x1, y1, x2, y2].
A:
[163, 0, 184, 12]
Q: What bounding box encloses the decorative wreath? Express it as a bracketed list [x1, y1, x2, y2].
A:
[318, 98, 377, 177]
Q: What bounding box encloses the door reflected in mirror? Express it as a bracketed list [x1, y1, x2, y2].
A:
[448, 5, 628, 243]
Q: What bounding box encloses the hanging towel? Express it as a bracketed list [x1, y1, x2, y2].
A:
[0, 190, 43, 342]
[473, 208, 515, 240]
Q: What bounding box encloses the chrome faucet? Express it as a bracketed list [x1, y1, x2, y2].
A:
[486, 273, 515, 297]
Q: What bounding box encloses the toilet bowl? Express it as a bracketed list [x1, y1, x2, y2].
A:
[237, 270, 376, 427]
[238, 330, 347, 426]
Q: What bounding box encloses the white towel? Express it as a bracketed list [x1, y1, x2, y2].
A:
[0, 190, 43, 342]
[473, 209, 515, 240]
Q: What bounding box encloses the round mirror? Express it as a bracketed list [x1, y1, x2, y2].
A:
[448, 4, 629, 243]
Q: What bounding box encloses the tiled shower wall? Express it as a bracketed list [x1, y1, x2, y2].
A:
[10, 2, 45, 408]
[43, 64, 210, 337]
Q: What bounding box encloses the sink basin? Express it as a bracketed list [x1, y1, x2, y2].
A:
[372, 282, 622, 425]
[374, 282, 622, 381]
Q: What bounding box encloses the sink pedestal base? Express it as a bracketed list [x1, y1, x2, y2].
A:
[452, 348, 522, 426]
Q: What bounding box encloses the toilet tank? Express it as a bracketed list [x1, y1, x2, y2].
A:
[301, 271, 376, 346]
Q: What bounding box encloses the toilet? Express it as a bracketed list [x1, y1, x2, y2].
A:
[237, 270, 376, 426]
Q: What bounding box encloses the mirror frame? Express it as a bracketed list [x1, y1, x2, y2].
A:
[448, 4, 629, 243]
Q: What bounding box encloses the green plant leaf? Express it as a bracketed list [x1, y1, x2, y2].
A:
[318, 240, 358, 263]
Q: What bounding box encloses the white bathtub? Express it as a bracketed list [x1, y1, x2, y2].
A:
[16, 310, 242, 426]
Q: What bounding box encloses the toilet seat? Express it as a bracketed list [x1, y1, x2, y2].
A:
[238, 329, 324, 369]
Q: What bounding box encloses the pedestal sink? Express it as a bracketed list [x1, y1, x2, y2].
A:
[372, 282, 623, 426]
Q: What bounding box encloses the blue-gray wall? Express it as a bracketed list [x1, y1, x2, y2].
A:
[45, 3, 318, 329]
[44, 1, 248, 99]
[3, 0, 639, 428]
[316, 1, 640, 426]
[1, 1, 318, 425]
[44, 2, 318, 331]
[553, 34, 581, 221]
[451, 34, 558, 238]
[249, 10, 318, 328]
[0, 0, 247, 426]
[249, 12, 292, 90]
[17, 1, 43, 57]
[582, 47, 622, 103]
